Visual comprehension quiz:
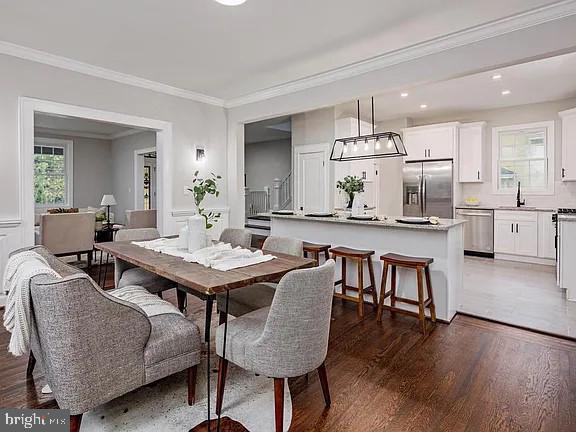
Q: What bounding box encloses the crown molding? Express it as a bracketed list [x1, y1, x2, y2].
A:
[35, 126, 111, 140]
[0, 40, 225, 107]
[110, 128, 145, 140]
[224, 0, 576, 108]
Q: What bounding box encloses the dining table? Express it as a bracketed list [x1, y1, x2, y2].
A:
[95, 239, 315, 432]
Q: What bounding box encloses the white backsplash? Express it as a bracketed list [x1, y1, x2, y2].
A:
[461, 181, 576, 209]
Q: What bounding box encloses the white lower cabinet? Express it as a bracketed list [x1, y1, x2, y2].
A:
[537, 212, 556, 259]
[494, 211, 538, 257]
[494, 219, 516, 254]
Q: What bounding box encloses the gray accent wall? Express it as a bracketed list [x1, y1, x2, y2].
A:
[245, 139, 291, 191]
[111, 131, 156, 225]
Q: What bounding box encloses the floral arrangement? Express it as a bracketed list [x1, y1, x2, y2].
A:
[187, 171, 222, 229]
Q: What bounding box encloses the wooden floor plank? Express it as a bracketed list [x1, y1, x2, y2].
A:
[1, 263, 575, 432]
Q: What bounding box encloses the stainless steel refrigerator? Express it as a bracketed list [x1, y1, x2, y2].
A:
[403, 160, 453, 218]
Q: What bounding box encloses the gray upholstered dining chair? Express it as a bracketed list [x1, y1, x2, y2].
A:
[114, 228, 176, 296]
[125, 209, 157, 228]
[219, 228, 252, 248]
[17, 246, 201, 432]
[215, 260, 336, 432]
[215, 236, 303, 322]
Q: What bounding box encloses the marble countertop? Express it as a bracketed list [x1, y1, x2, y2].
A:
[456, 205, 555, 212]
[263, 213, 465, 231]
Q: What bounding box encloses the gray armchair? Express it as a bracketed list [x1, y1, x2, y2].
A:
[219, 228, 252, 248]
[114, 228, 176, 296]
[19, 246, 201, 432]
[215, 260, 336, 431]
[215, 236, 303, 322]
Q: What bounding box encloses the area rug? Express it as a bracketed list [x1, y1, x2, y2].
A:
[80, 360, 292, 432]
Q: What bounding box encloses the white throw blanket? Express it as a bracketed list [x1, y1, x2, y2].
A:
[131, 239, 276, 271]
[109, 285, 183, 318]
[2, 251, 61, 356]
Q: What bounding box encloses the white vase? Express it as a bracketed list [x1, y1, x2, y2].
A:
[178, 226, 189, 249]
[187, 215, 207, 253]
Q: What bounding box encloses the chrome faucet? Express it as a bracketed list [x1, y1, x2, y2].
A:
[516, 181, 525, 207]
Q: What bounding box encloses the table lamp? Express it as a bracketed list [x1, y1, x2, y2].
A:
[100, 194, 117, 227]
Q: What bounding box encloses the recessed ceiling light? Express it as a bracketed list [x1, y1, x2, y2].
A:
[492, 74, 502, 80]
[420, 104, 428, 109]
[214, 0, 247, 5]
[401, 92, 409, 98]
[501, 90, 511, 95]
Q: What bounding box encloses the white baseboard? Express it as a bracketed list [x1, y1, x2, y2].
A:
[495, 253, 556, 266]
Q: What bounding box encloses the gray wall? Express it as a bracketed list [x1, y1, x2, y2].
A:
[34, 131, 113, 209]
[245, 139, 291, 190]
[111, 131, 156, 225]
[411, 97, 576, 208]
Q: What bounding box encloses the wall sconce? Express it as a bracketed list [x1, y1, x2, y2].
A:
[196, 148, 206, 162]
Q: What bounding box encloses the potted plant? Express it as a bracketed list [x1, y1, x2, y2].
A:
[336, 175, 364, 209]
[187, 171, 222, 229]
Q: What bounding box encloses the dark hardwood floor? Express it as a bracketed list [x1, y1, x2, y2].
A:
[1, 262, 575, 431]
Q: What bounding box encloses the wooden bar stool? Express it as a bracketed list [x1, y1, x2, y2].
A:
[303, 242, 331, 266]
[376, 253, 436, 335]
[329, 246, 378, 318]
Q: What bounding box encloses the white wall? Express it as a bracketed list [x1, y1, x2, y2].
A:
[411, 98, 576, 208]
[34, 131, 113, 209]
[0, 53, 226, 264]
[292, 108, 336, 210]
[245, 139, 291, 191]
[111, 131, 156, 224]
[226, 15, 576, 227]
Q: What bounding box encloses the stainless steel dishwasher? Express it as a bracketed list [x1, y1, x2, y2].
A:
[455, 208, 494, 257]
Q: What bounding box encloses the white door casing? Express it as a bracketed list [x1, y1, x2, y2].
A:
[295, 144, 330, 213]
[19, 97, 173, 245]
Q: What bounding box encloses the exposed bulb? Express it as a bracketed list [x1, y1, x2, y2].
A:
[375, 138, 381, 150]
[343, 143, 348, 153]
[353, 141, 358, 152]
[387, 138, 394, 149]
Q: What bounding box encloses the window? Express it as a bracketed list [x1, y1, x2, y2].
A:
[34, 138, 73, 208]
[492, 122, 554, 195]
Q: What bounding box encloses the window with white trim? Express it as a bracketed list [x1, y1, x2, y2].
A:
[492, 122, 554, 195]
[34, 138, 73, 208]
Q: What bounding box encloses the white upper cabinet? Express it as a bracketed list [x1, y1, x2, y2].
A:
[560, 107, 576, 181]
[402, 123, 458, 162]
[458, 122, 485, 183]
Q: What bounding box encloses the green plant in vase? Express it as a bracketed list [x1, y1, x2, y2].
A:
[187, 171, 222, 229]
[336, 175, 364, 209]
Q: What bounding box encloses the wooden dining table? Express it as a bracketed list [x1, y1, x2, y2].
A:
[95, 240, 315, 432]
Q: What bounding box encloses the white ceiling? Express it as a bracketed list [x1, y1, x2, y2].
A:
[34, 113, 144, 139]
[336, 51, 576, 123]
[0, 0, 562, 101]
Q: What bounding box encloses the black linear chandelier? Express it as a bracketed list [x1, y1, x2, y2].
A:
[329, 97, 407, 161]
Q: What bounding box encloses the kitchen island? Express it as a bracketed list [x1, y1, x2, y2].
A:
[266, 213, 465, 322]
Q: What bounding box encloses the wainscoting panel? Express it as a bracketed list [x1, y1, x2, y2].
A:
[0, 220, 24, 306]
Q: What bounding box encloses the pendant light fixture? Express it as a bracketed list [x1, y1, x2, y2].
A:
[330, 97, 407, 161]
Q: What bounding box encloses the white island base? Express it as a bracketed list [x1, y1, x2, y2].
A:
[268, 215, 465, 322]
